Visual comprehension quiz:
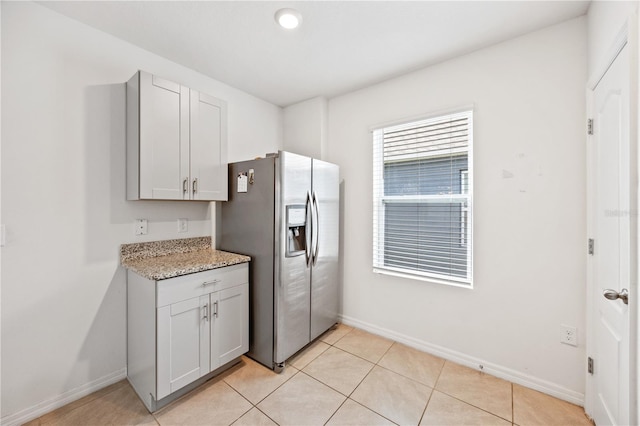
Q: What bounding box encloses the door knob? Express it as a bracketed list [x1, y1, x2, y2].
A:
[603, 288, 629, 305]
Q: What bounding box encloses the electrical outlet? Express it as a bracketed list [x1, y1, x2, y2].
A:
[135, 219, 148, 236]
[178, 218, 188, 233]
[560, 325, 577, 346]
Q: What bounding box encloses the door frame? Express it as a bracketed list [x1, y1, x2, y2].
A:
[585, 13, 639, 425]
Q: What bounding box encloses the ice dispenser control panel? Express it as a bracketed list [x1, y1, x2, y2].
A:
[286, 205, 306, 257]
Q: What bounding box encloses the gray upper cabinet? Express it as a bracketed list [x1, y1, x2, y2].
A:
[127, 71, 228, 201]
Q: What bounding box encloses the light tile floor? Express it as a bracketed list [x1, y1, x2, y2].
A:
[24, 324, 592, 426]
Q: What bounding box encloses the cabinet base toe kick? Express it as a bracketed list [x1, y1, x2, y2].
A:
[129, 356, 243, 413]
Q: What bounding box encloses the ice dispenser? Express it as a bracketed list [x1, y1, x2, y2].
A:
[285, 205, 306, 257]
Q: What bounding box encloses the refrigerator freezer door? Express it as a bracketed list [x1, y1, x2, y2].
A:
[310, 159, 340, 340]
[275, 152, 313, 364]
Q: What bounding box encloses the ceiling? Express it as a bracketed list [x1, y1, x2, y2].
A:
[41, 1, 590, 107]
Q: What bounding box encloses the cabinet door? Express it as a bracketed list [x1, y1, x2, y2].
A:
[190, 90, 228, 201]
[139, 72, 190, 200]
[157, 295, 210, 399]
[211, 284, 248, 370]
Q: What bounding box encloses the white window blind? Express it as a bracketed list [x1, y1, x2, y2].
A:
[373, 110, 473, 286]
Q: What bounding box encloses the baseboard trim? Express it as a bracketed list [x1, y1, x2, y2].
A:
[339, 314, 585, 406]
[1, 368, 127, 426]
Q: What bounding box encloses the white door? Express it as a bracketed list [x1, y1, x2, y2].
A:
[190, 89, 228, 201]
[157, 295, 210, 399]
[211, 284, 249, 369]
[589, 42, 633, 426]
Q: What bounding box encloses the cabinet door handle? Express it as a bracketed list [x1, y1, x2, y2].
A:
[213, 301, 218, 318]
[183, 178, 188, 195]
[203, 303, 209, 321]
[201, 279, 221, 287]
[192, 178, 198, 195]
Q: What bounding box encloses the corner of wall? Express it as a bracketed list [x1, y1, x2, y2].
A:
[283, 96, 327, 159]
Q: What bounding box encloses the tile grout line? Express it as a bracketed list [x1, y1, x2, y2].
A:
[342, 366, 401, 426]
[344, 338, 421, 425]
[417, 387, 435, 426]
[301, 333, 392, 426]
[346, 330, 441, 425]
[189, 369, 284, 426]
[416, 356, 447, 426]
[253, 405, 281, 426]
[223, 365, 284, 425]
[431, 387, 514, 424]
[221, 378, 259, 425]
[374, 340, 434, 426]
[341, 335, 394, 401]
[222, 324, 351, 423]
[435, 362, 510, 422]
[229, 364, 301, 407]
[432, 360, 515, 423]
[511, 382, 515, 425]
[375, 361, 439, 389]
[300, 325, 400, 425]
[375, 340, 395, 363]
[223, 322, 350, 415]
[346, 363, 376, 400]
[290, 341, 332, 370]
[342, 398, 401, 426]
[332, 333, 394, 366]
[303, 344, 377, 399]
[298, 368, 344, 392]
[300, 357, 391, 424]
[432, 359, 448, 389]
[322, 396, 349, 426]
[250, 325, 349, 426]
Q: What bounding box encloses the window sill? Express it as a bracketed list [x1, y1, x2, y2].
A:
[373, 267, 473, 289]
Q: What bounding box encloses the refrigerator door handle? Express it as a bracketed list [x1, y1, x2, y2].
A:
[312, 191, 319, 265]
[305, 190, 313, 266]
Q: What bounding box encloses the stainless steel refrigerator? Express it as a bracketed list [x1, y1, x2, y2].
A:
[220, 151, 339, 371]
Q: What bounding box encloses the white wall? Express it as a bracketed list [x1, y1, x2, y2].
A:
[0, 1, 281, 422]
[283, 97, 328, 159]
[328, 17, 588, 402]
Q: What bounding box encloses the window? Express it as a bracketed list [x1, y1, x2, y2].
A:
[372, 110, 473, 286]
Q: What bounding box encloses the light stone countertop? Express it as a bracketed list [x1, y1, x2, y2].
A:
[120, 237, 250, 280]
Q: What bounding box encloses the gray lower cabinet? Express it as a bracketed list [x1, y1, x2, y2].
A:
[127, 263, 248, 412]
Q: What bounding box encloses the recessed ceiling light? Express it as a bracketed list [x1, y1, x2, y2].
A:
[275, 8, 302, 30]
